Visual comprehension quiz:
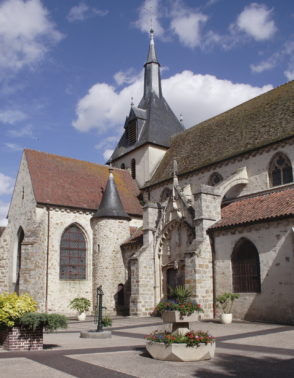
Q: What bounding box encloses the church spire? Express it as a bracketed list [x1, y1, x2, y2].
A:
[144, 29, 162, 98]
[93, 168, 130, 220]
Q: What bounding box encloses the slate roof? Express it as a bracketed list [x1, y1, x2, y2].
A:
[148, 80, 294, 187]
[0, 227, 5, 237]
[110, 94, 185, 161]
[209, 187, 294, 231]
[24, 149, 142, 216]
[93, 169, 130, 220]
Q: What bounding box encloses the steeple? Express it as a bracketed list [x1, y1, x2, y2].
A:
[144, 29, 162, 98]
[93, 168, 130, 220]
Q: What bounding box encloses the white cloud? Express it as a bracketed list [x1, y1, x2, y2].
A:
[67, 2, 108, 23]
[250, 40, 294, 79]
[0, 0, 63, 72]
[0, 200, 9, 226]
[0, 173, 14, 195]
[235, 3, 277, 41]
[95, 136, 119, 151]
[284, 70, 294, 80]
[103, 149, 114, 161]
[170, 1, 208, 48]
[9, 124, 33, 137]
[114, 68, 142, 86]
[5, 143, 23, 151]
[135, 0, 164, 37]
[73, 70, 272, 133]
[0, 109, 27, 124]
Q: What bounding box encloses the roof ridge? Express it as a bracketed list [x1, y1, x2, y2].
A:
[24, 149, 126, 172]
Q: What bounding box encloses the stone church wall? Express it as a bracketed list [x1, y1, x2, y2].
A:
[214, 219, 294, 324]
[150, 141, 294, 203]
[46, 208, 93, 314]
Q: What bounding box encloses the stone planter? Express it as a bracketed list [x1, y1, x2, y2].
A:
[77, 312, 86, 321]
[0, 326, 43, 351]
[146, 341, 215, 362]
[162, 311, 200, 323]
[220, 313, 232, 324]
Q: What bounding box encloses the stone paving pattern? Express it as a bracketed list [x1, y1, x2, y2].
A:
[0, 316, 294, 377]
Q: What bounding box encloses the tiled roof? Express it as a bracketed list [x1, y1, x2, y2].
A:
[121, 227, 143, 247]
[24, 149, 142, 216]
[148, 80, 294, 186]
[0, 227, 5, 237]
[209, 187, 294, 231]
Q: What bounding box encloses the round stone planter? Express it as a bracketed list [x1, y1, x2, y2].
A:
[220, 313, 232, 324]
[162, 311, 200, 323]
[146, 341, 215, 362]
[77, 312, 86, 321]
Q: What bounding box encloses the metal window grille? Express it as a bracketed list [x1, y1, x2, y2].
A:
[232, 239, 261, 293]
[60, 225, 86, 280]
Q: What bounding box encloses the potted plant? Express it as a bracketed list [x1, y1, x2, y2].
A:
[155, 285, 203, 322]
[0, 292, 67, 350]
[69, 297, 91, 321]
[101, 315, 112, 328]
[216, 292, 240, 324]
[145, 330, 215, 361]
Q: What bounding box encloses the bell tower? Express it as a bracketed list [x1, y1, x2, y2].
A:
[108, 30, 184, 187]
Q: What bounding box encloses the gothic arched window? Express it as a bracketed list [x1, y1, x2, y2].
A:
[60, 225, 86, 280]
[231, 238, 261, 293]
[131, 158, 136, 179]
[120, 163, 126, 169]
[208, 172, 223, 186]
[269, 152, 293, 187]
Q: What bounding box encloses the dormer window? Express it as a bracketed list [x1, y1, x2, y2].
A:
[127, 120, 137, 145]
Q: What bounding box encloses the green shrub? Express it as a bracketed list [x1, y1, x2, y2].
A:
[69, 297, 91, 313]
[169, 285, 193, 304]
[0, 293, 37, 327]
[101, 316, 112, 327]
[216, 293, 240, 313]
[19, 313, 68, 332]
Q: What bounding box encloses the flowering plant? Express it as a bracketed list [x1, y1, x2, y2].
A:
[145, 330, 215, 347]
[155, 301, 203, 317]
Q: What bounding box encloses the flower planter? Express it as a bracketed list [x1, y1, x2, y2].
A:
[0, 326, 43, 351]
[77, 312, 86, 321]
[220, 313, 232, 324]
[162, 311, 200, 323]
[146, 341, 215, 361]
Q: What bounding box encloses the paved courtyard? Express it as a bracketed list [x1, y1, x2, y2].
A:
[0, 316, 293, 377]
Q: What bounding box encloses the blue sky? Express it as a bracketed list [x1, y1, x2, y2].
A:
[0, 0, 293, 225]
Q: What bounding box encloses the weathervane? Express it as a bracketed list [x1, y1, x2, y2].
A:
[130, 96, 134, 107]
[179, 113, 183, 124]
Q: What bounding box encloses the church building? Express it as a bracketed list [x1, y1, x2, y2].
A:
[0, 30, 293, 324]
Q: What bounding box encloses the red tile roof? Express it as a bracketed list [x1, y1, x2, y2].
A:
[122, 227, 143, 247]
[209, 187, 294, 231]
[24, 149, 142, 217]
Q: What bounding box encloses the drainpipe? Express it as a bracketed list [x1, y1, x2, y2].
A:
[45, 206, 50, 312]
[209, 232, 216, 318]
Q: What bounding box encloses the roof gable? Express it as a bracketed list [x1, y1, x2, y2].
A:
[24, 149, 142, 216]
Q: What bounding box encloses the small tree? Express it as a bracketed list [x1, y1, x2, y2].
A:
[69, 297, 91, 313]
[216, 293, 240, 314]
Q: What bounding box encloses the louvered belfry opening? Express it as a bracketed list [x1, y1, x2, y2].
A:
[60, 225, 86, 280]
[232, 238, 261, 293]
[127, 120, 137, 145]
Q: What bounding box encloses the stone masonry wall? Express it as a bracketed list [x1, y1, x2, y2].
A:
[46, 208, 93, 314]
[92, 218, 130, 316]
[214, 219, 294, 324]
